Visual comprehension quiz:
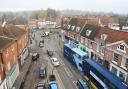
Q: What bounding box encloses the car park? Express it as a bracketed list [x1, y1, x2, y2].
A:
[32, 53, 39, 61]
[39, 66, 46, 78]
[77, 78, 90, 89]
[50, 57, 60, 67]
[35, 83, 46, 89]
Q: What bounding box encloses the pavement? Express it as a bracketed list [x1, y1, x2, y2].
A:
[13, 40, 36, 89]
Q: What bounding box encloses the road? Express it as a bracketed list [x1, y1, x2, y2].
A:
[23, 29, 82, 89]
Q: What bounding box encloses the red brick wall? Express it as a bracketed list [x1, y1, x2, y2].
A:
[2, 42, 18, 73]
[0, 54, 5, 80]
[17, 32, 28, 58]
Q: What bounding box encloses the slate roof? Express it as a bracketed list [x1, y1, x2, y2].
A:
[80, 24, 100, 40]
[66, 18, 78, 31]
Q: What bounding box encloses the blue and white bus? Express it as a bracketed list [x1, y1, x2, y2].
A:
[63, 43, 88, 71]
[83, 59, 128, 89]
[63, 43, 128, 89]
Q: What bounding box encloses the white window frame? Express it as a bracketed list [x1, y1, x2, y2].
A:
[101, 34, 107, 41]
[117, 44, 126, 53]
[71, 26, 75, 30]
[68, 25, 71, 29]
[86, 29, 92, 36]
[76, 27, 81, 32]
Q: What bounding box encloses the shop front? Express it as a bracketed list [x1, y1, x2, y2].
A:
[6, 62, 20, 89]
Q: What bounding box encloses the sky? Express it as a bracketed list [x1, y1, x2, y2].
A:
[0, 0, 128, 14]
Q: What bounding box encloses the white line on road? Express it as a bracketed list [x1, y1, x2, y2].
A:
[63, 66, 73, 78]
[72, 81, 79, 89]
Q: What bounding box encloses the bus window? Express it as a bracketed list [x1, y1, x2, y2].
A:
[79, 63, 82, 68]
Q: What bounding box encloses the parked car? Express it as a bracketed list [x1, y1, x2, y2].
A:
[77, 78, 90, 89]
[32, 53, 39, 61]
[48, 75, 58, 89]
[50, 57, 60, 67]
[35, 83, 46, 89]
[49, 75, 56, 81]
[47, 50, 53, 57]
[39, 40, 44, 48]
[39, 66, 46, 78]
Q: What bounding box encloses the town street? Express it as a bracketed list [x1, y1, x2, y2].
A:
[23, 29, 82, 89]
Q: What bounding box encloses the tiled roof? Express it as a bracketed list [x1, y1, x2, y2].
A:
[0, 37, 14, 51]
[86, 18, 100, 25]
[96, 28, 128, 43]
[0, 24, 26, 39]
[16, 25, 28, 31]
[74, 18, 86, 34]
[80, 24, 100, 40]
[61, 17, 71, 29]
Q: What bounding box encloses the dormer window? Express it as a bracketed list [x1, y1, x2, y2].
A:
[68, 25, 71, 29]
[86, 29, 92, 36]
[76, 27, 81, 32]
[101, 34, 107, 41]
[71, 26, 75, 30]
[117, 44, 126, 52]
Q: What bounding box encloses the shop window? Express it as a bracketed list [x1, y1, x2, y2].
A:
[79, 63, 82, 68]
[119, 71, 125, 81]
[111, 66, 117, 75]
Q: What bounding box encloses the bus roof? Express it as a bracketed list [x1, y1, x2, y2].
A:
[64, 43, 76, 49]
[72, 48, 87, 57]
[87, 59, 128, 89]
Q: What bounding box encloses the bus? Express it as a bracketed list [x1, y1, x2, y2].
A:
[63, 43, 88, 71]
[83, 59, 128, 89]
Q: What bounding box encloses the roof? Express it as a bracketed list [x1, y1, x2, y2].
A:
[80, 24, 100, 40]
[64, 43, 77, 49]
[86, 18, 100, 25]
[73, 18, 86, 34]
[50, 82, 58, 89]
[0, 24, 26, 39]
[16, 25, 28, 30]
[66, 18, 78, 31]
[72, 48, 87, 57]
[0, 37, 14, 51]
[96, 27, 128, 43]
[86, 59, 128, 89]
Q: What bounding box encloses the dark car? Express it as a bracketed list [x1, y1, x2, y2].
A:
[39, 40, 44, 48]
[47, 50, 53, 57]
[49, 75, 56, 81]
[39, 66, 46, 78]
[77, 78, 90, 89]
[36, 83, 46, 89]
[32, 53, 39, 61]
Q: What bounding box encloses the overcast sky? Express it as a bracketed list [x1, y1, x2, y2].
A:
[0, 0, 128, 14]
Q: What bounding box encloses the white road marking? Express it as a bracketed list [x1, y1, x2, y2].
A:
[63, 66, 73, 78]
[72, 81, 79, 89]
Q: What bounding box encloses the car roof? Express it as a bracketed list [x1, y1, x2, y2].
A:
[51, 57, 58, 61]
[50, 82, 58, 89]
[78, 78, 89, 88]
[40, 66, 45, 70]
[33, 53, 38, 56]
